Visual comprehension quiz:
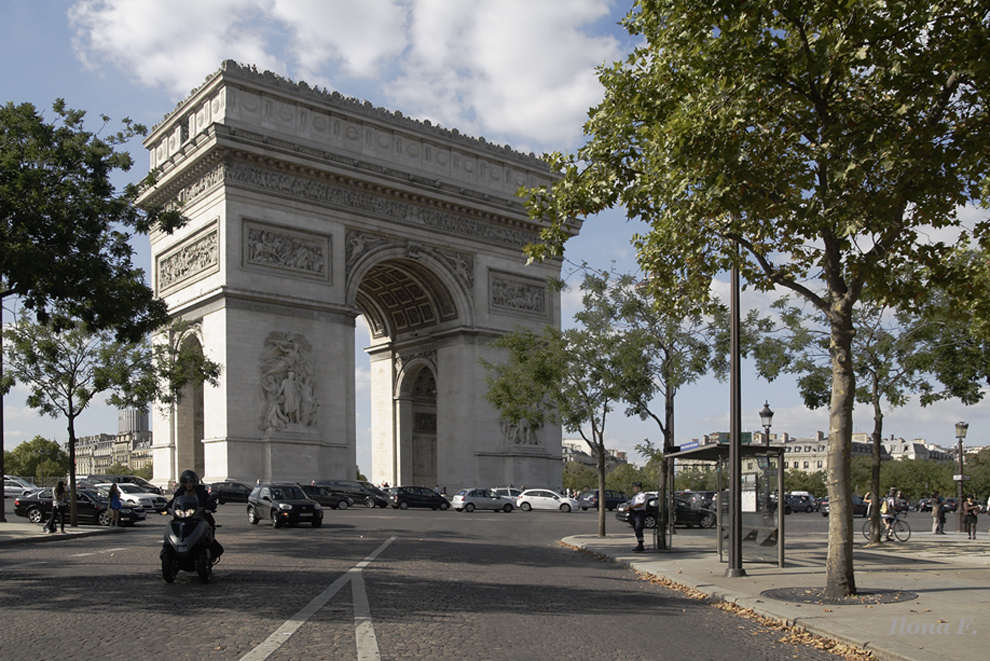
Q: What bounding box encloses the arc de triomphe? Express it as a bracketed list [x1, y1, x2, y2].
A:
[137, 61, 571, 491]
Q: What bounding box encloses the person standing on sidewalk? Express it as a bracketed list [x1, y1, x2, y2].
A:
[108, 483, 122, 527]
[931, 491, 945, 535]
[629, 482, 648, 553]
[46, 481, 67, 534]
[962, 494, 979, 539]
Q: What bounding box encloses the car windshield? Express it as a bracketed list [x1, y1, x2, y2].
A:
[271, 486, 305, 500]
[116, 484, 144, 494]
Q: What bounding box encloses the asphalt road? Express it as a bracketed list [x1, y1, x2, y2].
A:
[0, 504, 841, 660]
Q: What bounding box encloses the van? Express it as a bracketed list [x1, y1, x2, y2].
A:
[312, 480, 388, 508]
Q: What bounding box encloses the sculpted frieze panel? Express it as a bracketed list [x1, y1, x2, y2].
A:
[489, 272, 547, 317]
[157, 224, 220, 293]
[258, 331, 319, 433]
[244, 221, 330, 281]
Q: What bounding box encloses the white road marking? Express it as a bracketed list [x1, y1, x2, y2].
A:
[70, 548, 129, 557]
[0, 561, 48, 571]
[240, 536, 396, 661]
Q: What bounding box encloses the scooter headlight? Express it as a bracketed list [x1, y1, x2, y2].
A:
[174, 508, 197, 518]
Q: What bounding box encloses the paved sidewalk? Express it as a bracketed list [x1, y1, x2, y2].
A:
[0, 519, 120, 545]
[564, 529, 990, 661]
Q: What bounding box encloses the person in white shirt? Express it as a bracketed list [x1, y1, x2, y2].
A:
[629, 482, 648, 552]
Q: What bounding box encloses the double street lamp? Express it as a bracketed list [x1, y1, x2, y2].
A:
[955, 421, 969, 533]
[760, 401, 774, 445]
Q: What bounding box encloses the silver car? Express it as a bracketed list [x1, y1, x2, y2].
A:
[452, 488, 515, 512]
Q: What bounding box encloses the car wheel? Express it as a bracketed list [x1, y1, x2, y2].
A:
[503, 504, 513, 513]
[644, 514, 658, 529]
[272, 513, 283, 528]
[161, 547, 179, 583]
[701, 512, 716, 528]
[98, 511, 112, 526]
[439, 501, 450, 511]
[312, 518, 322, 528]
[337, 500, 349, 510]
[560, 503, 572, 513]
[27, 507, 43, 524]
[806, 505, 814, 513]
[465, 503, 476, 512]
[365, 497, 377, 508]
[247, 506, 259, 525]
[196, 550, 212, 584]
[581, 506, 588, 511]
[398, 501, 409, 510]
[520, 502, 532, 512]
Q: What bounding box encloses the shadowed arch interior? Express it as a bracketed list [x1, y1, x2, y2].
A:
[355, 258, 458, 338]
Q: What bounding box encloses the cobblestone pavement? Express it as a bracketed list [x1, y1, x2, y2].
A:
[0, 505, 848, 661]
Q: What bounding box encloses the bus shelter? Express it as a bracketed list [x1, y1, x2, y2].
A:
[667, 443, 786, 567]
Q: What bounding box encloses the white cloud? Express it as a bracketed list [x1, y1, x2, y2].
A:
[67, 0, 625, 150]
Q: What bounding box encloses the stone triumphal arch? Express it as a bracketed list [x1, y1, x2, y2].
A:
[138, 61, 571, 490]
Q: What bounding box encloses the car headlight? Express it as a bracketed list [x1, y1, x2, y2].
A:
[278, 502, 293, 510]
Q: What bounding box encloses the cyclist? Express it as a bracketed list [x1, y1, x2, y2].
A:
[881, 488, 898, 540]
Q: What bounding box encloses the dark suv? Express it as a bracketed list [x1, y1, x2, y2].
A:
[207, 481, 253, 504]
[247, 482, 323, 528]
[312, 480, 389, 508]
[578, 489, 628, 511]
[300, 484, 354, 510]
[387, 486, 450, 510]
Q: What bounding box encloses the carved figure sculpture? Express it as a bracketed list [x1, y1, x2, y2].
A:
[259, 332, 319, 432]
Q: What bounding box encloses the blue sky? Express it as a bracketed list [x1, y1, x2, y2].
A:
[2, 0, 987, 474]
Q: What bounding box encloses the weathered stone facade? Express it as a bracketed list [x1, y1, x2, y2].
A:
[138, 61, 572, 489]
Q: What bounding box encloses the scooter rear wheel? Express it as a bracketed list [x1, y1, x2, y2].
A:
[161, 547, 178, 583]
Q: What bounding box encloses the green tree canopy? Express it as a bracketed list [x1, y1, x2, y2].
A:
[522, 0, 990, 599]
[3, 435, 69, 482]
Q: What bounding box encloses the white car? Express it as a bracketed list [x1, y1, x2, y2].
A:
[516, 489, 580, 512]
[96, 483, 169, 512]
[452, 488, 515, 512]
[4, 476, 40, 498]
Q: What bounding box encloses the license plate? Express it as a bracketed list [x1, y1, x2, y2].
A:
[298, 512, 312, 517]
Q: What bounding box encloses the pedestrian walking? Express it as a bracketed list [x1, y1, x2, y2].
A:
[962, 494, 979, 539]
[108, 483, 122, 527]
[46, 481, 68, 534]
[628, 482, 648, 553]
[931, 491, 945, 535]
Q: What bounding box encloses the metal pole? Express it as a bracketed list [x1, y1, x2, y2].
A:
[957, 435, 965, 533]
[726, 253, 745, 577]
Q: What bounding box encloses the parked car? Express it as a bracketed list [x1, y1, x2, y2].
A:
[578, 489, 627, 511]
[785, 494, 817, 513]
[675, 490, 717, 510]
[80, 474, 162, 495]
[247, 482, 323, 527]
[492, 486, 523, 500]
[915, 497, 933, 512]
[207, 481, 254, 504]
[312, 480, 389, 508]
[95, 482, 169, 513]
[4, 475, 40, 498]
[820, 494, 868, 517]
[452, 488, 514, 512]
[616, 494, 717, 529]
[300, 484, 354, 509]
[943, 497, 960, 513]
[387, 486, 450, 510]
[516, 489, 579, 512]
[13, 488, 145, 526]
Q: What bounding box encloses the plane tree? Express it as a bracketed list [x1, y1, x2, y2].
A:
[522, 1, 990, 598]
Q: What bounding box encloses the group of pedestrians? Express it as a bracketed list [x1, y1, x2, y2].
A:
[42, 480, 125, 533]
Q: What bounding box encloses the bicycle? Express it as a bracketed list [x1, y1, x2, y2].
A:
[862, 511, 911, 542]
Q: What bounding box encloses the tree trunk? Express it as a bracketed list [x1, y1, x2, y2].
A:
[67, 413, 78, 527]
[824, 302, 857, 599]
[597, 440, 607, 537]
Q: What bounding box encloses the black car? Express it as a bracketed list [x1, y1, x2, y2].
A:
[247, 482, 323, 528]
[616, 494, 717, 529]
[300, 484, 354, 510]
[387, 486, 450, 510]
[312, 480, 389, 508]
[207, 481, 253, 504]
[13, 489, 145, 526]
[785, 494, 817, 513]
[578, 489, 628, 511]
[820, 494, 868, 517]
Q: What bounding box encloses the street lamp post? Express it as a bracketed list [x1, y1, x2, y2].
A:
[759, 401, 774, 446]
[955, 421, 968, 533]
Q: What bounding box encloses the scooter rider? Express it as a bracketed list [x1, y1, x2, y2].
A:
[166, 470, 218, 534]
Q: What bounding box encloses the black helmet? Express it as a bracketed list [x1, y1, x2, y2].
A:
[179, 470, 199, 486]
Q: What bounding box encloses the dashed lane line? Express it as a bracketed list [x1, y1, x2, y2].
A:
[70, 548, 130, 557]
[240, 536, 396, 661]
[0, 562, 48, 571]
